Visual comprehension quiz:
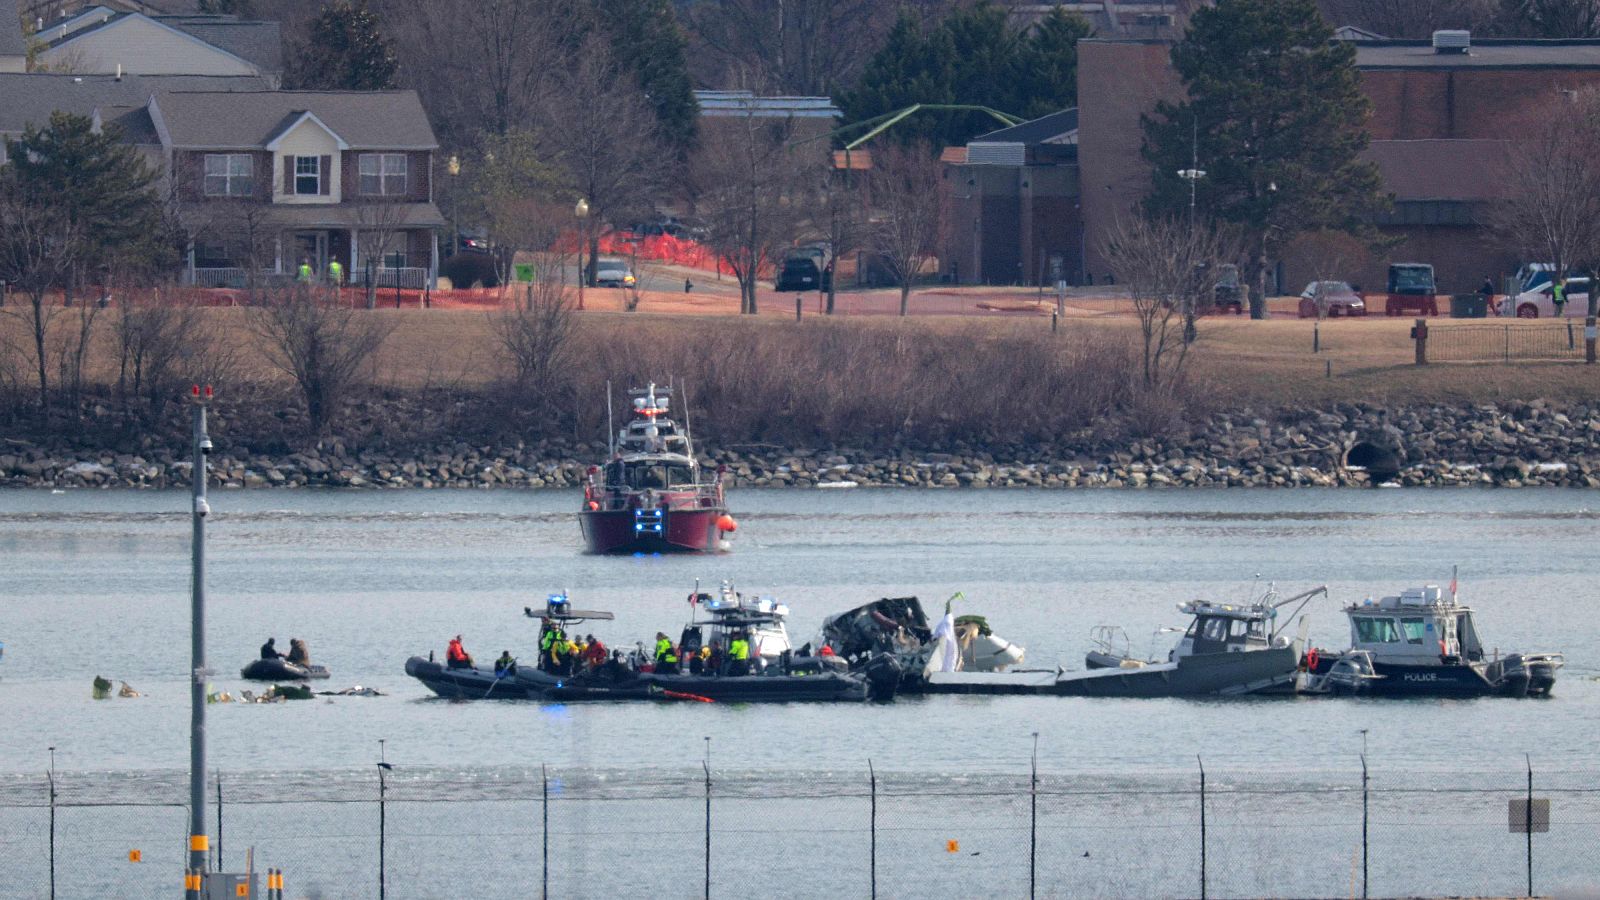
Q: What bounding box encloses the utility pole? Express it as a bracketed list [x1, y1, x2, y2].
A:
[187, 385, 214, 899]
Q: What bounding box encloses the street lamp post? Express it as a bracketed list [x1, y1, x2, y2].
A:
[1177, 166, 1207, 341]
[446, 156, 460, 285]
[575, 198, 590, 311]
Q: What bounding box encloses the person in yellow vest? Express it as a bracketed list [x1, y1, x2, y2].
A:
[327, 258, 344, 285]
[296, 257, 314, 282]
[654, 632, 679, 675]
[728, 633, 751, 677]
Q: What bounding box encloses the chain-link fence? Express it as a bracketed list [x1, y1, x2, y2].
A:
[1, 761, 1596, 899]
[1427, 321, 1583, 362]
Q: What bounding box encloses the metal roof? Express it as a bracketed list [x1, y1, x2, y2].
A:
[694, 89, 839, 118]
[971, 108, 1078, 146]
[152, 90, 439, 149]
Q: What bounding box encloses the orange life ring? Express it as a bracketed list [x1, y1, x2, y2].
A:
[1305, 648, 1319, 670]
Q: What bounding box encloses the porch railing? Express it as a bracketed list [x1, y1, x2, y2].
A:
[190, 267, 246, 289]
[353, 266, 429, 289]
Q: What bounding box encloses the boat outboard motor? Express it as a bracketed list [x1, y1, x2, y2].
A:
[861, 653, 902, 702]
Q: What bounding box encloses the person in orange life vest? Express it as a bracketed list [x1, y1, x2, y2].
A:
[447, 635, 474, 670]
[582, 634, 607, 670]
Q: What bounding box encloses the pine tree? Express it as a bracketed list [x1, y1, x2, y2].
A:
[291, 0, 398, 91]
[594, 0, 699, 156]
[4, 112, 167, 271]
[839, 3, 1089, 148]
[1142, 0, 1388, 317]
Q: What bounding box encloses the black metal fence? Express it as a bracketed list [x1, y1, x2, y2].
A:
[0, 761, 1596, 899]
[1427, 321, 1583, 362]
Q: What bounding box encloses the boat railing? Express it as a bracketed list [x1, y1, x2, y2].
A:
[584, 481, 724, 512]
[1089, 625, 1131, 659]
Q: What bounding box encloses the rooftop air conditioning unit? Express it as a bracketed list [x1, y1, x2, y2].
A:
[1432, 30, 1471, 54]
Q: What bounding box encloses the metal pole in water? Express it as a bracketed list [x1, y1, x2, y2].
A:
[703, 758, 712, 900]
[1526, 754, 1534, 897]
[868, 759, 877, 900]
[1030, 732, 1039, 900]
[542, 763, 549, 900]
[378, 740, 388, 900]
[1360, 753, 1368, 899]
[188, 387, 211, 900]
[1197, 755, 1207, 900]
[47, 746, 55, 900]
[215, 771, 223, 872]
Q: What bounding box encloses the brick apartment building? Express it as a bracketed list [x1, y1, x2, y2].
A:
[1078, 32, 1600, 294]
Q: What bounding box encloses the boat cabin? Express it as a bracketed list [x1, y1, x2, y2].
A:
[683, 583, 791, 661]
[603, 456, 699, 491]
[1345, 585, 1484, 666]
[1171, 601, 1273, 659]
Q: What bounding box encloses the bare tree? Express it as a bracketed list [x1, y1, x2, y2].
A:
[248, 283, 395, 433]
[691, 100, 808, 315]
[377, 0, 575, 143]
[355, 202, 409, 309]
[1497, 0, 1600, 37]
[1100, 214, 1240, 389]
[1499, 92, 1600, 321]
[0, 174, 81, 411]
[1317, 0, 1498, 36]
[494, 250, 577, 403]
[685, 0, 901, 96]
[115, 283, 240, 424]
[468, 130, 565, 297]
[810, 159, 866, 315]
[867, 142, 943, 317]
[534, 36, 665, 287]
[203, 203, 280, 302]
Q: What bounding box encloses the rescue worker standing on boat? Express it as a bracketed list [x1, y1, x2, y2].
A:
[539, 619, 564, 674]
[654, 632, 680, 675]
[728, 632, 751, 677]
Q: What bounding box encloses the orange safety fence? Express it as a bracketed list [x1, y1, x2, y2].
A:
[557, 230, 776, 279]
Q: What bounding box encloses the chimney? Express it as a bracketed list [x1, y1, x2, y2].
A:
[1432, 30, 1471, 54]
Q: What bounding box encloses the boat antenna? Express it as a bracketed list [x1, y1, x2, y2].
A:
[1450, 564, 1459, 603]
[682, 379, 696, 461]
[605, 380, 614, 458]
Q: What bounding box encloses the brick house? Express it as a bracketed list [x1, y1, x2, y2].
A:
[146, 90, 446, 288]
[1077, 32, 1600, 294]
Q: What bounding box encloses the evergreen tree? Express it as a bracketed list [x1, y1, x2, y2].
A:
[1142, 0, 1388, 317]
[4, 112, 167, 272]
[594, 0, 699, 156]
[839, 3, 1088, 148]
[291, 0, 398, 91]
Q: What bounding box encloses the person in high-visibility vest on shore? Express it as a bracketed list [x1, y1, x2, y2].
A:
[297, 257, 314, 282]
[327, 258, 344, 285]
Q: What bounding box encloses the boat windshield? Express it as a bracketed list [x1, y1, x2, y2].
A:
[1353, 616, 1401, 643]
[608, 462, 696, 489]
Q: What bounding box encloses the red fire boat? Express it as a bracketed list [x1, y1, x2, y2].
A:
[580, 383, 736, 554]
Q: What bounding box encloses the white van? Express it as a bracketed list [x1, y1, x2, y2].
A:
[1501, 278, 1590, 318]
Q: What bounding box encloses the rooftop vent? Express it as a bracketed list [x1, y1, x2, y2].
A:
[1432, 30, 1471, 54]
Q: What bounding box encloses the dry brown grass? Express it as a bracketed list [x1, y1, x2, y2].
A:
[5, 306, 1597, 447]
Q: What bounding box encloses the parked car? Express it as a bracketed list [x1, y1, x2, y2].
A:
[453, 230, 491, 255]
[1500, 278, 1591, 318]
[1383, 263, 1438, 315]
[1514, 262, 1557, 294]
[1211, 263, 1243, 314]
[594, 257, 636, 288]
[1297, 281, 1367, 318]
[775, 251, 832, 292]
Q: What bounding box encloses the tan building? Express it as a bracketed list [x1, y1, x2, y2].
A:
[1078, 32, 1600, 294]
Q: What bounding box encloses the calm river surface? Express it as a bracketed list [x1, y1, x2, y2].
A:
[2, 487, 1597, 778]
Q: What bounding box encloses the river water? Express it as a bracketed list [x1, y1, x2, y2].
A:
[2, 486, 1596, 779]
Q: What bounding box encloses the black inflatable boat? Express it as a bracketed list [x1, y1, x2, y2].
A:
[241, 659, 330, 681]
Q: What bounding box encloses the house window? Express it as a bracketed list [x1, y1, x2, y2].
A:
[359, 153, 408, 196]
[383, 249, 408, 268]
[294, 155, 321, 195]
[203, 154, 253, 197]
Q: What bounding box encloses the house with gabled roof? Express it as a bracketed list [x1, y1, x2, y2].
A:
[147, 89, 446, 289]
[35, 8, 281, 84]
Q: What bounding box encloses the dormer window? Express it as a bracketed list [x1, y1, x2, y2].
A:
[359, 153, 408, 196]
[294, 155, 321, 195]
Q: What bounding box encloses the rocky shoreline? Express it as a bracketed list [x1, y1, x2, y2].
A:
[4, 400, 1599, 490]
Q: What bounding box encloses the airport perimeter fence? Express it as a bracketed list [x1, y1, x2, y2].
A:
[0, 761, 1597, 899]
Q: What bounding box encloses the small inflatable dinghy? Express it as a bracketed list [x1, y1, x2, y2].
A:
[241, 659, 330, 681]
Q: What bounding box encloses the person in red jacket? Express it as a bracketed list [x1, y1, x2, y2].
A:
[582, 635, 608, 670]
[446, 635, 474, 670]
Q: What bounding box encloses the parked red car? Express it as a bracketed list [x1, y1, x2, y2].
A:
[1297, 281, 1368, 318]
